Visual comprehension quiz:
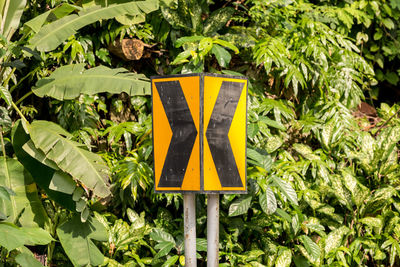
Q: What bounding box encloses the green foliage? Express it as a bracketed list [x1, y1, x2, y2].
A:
[28, 0, 159, 51]
[29, 120, 111, 198]
[57, 214, 108, 266]
[0, 0, 26, 40]
[33, 64, 150, 100]
[0, 0, 399, 266]
[0, 157, 48, 227]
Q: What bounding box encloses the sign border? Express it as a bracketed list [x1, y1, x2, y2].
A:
[151, 73, 248, 194]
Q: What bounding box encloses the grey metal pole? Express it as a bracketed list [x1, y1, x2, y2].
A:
[207, 194, 219, 267]
[184, 193, 197, 267]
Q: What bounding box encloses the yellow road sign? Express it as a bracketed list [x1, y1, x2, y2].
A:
[152, 74, 247, 193]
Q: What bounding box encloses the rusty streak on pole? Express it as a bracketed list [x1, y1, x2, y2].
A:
[184, 193, 197, 267]
[207, 194, 219, 267]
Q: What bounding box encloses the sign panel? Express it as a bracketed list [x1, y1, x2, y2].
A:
[152, 75, 200, 192]
[152, 74, 247, 193]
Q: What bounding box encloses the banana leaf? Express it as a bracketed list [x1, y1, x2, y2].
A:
[0, 156, 48, 227]
[29, 0, 158, 51]
[11, 120, 76, 210]
[33, 64, 150, 100]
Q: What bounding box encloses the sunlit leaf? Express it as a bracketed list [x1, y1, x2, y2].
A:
[228, 195, 252, 217]
[260, 186, 277, 215]
[299, 235, 320, 261]
[57, 214, 107, 266]
[30, 120, 111, 198]
[272, 175, 298, 206]
[33, 64, 150, 100]
[29, 0, 159, 51]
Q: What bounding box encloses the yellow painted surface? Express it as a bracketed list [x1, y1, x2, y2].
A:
[203, 76, 247, 191]
[152, 76, 200, 191]
[227, 80, 247, 191]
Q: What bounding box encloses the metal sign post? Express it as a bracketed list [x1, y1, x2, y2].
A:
[151, 74, 248, 267]
[184, 193, 197, 267]
[207, 194, 219, 267]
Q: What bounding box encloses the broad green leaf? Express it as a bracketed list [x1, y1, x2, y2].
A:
[30, 120, 111, 198]
[0, 222, 25, 250]
[199, 37, 213, 56]
[72, 187, 84, 201]
[275, 247, 292, 267]
[57, 214, 108, 267]
[390, 0, 400, 9]
[12, 121, 76, 210]
[0, 157, 48, 227]
[24, 3, 80, 33]
[383, 18, 395, 29]
[364, 187, 396, 214]
[211, 44, 231, 68]
[245, 250, 265, 261]
[160, 3, 191, 30]
[0, 86, 12, 106]
[228, 195, 252, 217]
[272, 175, 298, 206]
[260, 186, 277, 215]
[386, 72, 399, 85]
[359, 217, 383, 231]
[19, 227, 53, 246]
[174, 35, 204, 48]
[292, 213, 301, 236]
[24, 11, 51, 33]
[171, 50, 191, 65]
[247, 148, 272, 171]
[341, 169, 369, 208]
[154, 241, 175, 259]
[374, 249, 386, 261]
[298, 235, 320, 261]
[321, 119, 334, 149]
[1, 0, 26, 39]
[196, 238, 207, 252]
[0, 211, 6, 220]
[161, 255, 179, 267]
[305, 222, 326, 236]
[248, 123, 259, 138]
[293, 254, 310, 267]
[259, 116, 286, 131]
[213, 39, 239, 54]
[15, 247, 44, 267]
[275, 208, 292, 223]
[49, 171, 76, 194]
[0, 185, 13, 201]
[266, 136, 283, 153]
[126, 208, 145, 229]
[203, 7, 235, 34]
[0, 107, 12, 131]
[324, 226, 349, 254]
[331, 176, 353, 210]
[116, 13, 145, 25]
[373, 31, 383, 40]
[293, 144, 320, 161]
[150, 228, 175, 244]
[29, 0, 159, 51]
[22, 140, 60, 170]
[33, 64, 150, 100]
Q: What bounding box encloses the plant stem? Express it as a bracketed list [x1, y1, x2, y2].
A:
[15, 91, 33, 105]
[47, 215, 57, 266]
[374, 106, 400, 136]
[10, 101, 28, 124]
[9, 66, 40, 93]
[2, 67, 16, 87]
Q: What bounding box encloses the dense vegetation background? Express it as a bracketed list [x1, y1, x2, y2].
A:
[0, 0, 400, 266]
